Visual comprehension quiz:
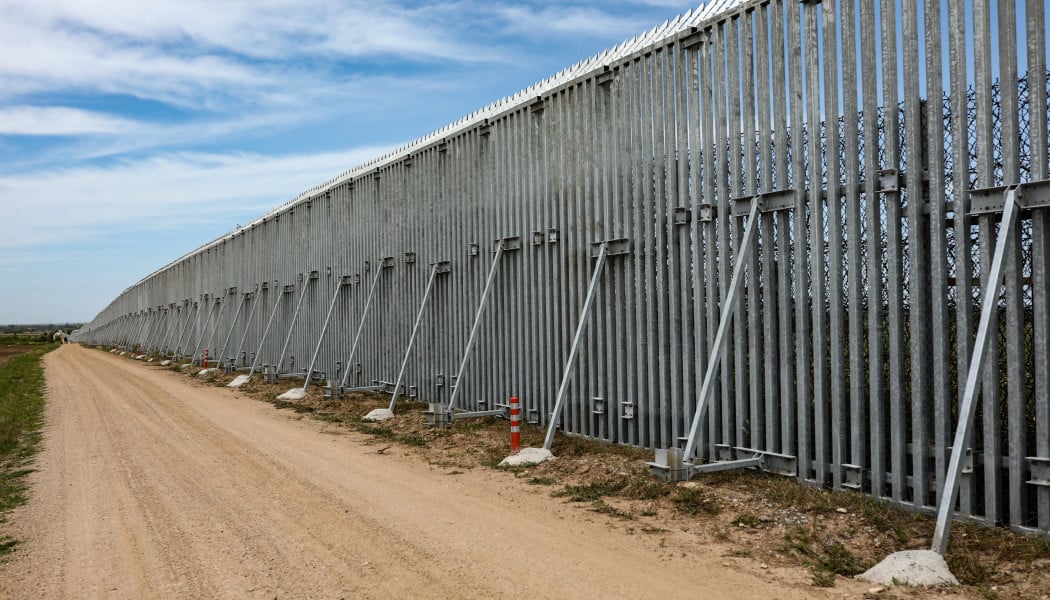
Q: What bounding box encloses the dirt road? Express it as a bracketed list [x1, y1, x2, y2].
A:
[0, 345, 866, 599]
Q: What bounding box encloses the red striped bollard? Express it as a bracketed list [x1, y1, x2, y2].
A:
[203, 349, 209, 369]
[509, 396, 521, 455]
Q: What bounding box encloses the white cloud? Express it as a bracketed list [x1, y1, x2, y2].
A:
[497, 5, 648, 38]
[0, 146, 396, 251]
[0, 106, 143, 136]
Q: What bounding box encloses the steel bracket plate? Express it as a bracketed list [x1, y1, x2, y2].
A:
[592, 397, 606, 415]
[1026, 456, 1050, 487]
[621, 402, 635, 420]
[529, 97, 545, 113]
[547, 228, 559, 244]
[379, 256, 395, 269]
[498, 236, 522, 252]
[308, 270, 319, 280]
[646, 448, 691, 481]
[404, 252, 416, 264]
[680, 27, 704, 50]
[595, 67, 616, 87]
[469, 243, 479, 256]
[431, 260, 451, 274]
[282, 284, 295, 294]
[969, 179, 1050, 215]
[842, 463, 864, 490]
[340, 275, 354, 285]
[876, 169, 901, 193]
[698, 203, 716, 222]
[532, 231, 545, 246]
[592, 238, 631, 257]
[673, 206, 691, 225]
[730, 189, 798, 217]
[714, 444, 733, 461]
[425, 403, 451, 428]
[435, 374, 445, 387]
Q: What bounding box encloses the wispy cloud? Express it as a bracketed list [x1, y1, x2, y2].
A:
[0, 146, 396, 251]
[0, 106, 144, 136]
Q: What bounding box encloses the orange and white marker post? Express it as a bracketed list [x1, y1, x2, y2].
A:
[509, 396, 521, 455]
[203, 349, 209, 369]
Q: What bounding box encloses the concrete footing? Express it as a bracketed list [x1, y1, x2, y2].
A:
[363, 408, 394, 421]
[160, 360, 172, 366]
[277, 388, 307, 400]
[227, 374, 251, 388]
[498, 447, 554, 467]
[857, 550, 958, 587]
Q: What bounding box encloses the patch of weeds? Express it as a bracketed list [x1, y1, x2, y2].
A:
[317, 413, 351, 423]
[397, 434, 428, 447]
[782, 524, 865, 580]
[639, 507, 658, 517]
[551, 479, 628, 503]
[526, 477, 558, 486]
[355, 423, 397, 439]
[640, 526, 669, 534]
[446, 470, 464, 475]
[810, 568, 836, 588]
[726, 549, 752, 558]
[731, 514, 762, 528]
[272, 400, 315, 413]
[0, 345, 54, 556]
[671, 487, 721, 516]
[589, 500, 635, 521]
[622, 476, 673, 501]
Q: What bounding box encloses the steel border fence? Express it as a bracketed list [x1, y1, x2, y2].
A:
[74, 0, 1050, 536]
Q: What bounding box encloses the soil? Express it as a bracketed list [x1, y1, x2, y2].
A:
[2, 345, 1046, 599]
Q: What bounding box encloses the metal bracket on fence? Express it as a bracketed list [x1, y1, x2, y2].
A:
[542, 239, 630, 450]
[968, 179, 1050, 215]
[1026, 457, 1050, 487]
[337, 257, 395, 393]
[442, 237, 520, 420]
[388, 260, 451, 413]
[653, 192, 792, 481]
[842, 464, 864, 490]
[931, 184, 1025, 555]
[672, 207, 691, 226]
[876, 169, 902, 193]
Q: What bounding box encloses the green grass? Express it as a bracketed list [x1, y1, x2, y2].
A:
[0, 345, 55, 556]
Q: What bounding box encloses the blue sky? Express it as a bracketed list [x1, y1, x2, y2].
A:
[0, 0, 700, 324]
